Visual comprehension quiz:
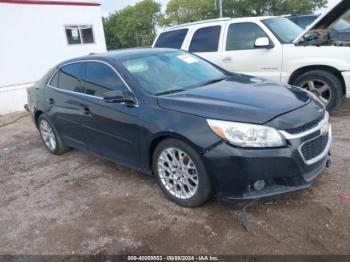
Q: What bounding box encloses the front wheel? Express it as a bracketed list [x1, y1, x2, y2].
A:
[292, 70, 343, 112]
[153, 139, 212, 207]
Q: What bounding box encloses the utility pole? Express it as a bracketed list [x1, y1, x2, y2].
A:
[219, 0, 223, 18]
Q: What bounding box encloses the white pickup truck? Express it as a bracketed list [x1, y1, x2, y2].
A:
[153, 0, 350, 111]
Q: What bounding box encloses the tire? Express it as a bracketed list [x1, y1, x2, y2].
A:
[292, 70, 343, 112]
[152, 138, 212, 207]
[38, 114, 69, 155]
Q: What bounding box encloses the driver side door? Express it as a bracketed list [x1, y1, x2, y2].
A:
[219, 22, 283, 82]
[79, 61, 140, 168]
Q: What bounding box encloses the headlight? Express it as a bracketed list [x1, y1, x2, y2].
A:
[207, 119, 285, 148]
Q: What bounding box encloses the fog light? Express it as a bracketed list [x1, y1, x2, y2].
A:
[253, 180, 265, 191]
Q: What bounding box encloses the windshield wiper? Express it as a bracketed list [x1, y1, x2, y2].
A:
[156, 88, 186, 96]
[197, 77, 227, 87]
[157, 77, 227, 95]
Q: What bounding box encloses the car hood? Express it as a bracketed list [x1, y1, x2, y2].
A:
[294, 0, 350, 44]
[157, 74, 311, 124]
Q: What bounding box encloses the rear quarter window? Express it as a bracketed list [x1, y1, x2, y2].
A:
[49, 71, 59, 87]
[154, 29, 188, 49]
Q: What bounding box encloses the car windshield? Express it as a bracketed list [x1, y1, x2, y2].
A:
[120, 50, 226, 95]
[263, 17, 304, 44]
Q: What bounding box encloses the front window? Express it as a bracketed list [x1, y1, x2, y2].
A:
[263, 18, 303, 44]
[120, 51, 226, 95]
[226, 22, 268, 50]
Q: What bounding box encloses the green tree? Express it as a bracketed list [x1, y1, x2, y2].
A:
[103, 0, 161, 49]
[160, 0, 218, 26]
[103, 17, 121, 50]
[222, 0, 328, 17]
[161, 0, 328, 26]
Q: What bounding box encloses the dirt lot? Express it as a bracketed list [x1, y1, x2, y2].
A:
[0, 100, 349, 255]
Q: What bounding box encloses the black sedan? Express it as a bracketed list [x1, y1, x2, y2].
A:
[26, 48, 332, 207]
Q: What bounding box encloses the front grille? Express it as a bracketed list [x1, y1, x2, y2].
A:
[300, 135, 328, 161]
[285, 114, 324, 134]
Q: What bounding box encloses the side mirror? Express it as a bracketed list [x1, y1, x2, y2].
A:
[255, 37, 274, 49]
[103, 90, 137, 106]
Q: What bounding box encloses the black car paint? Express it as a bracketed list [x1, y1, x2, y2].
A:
[157, 74, 310, 125]
[28, 48, 329, 201]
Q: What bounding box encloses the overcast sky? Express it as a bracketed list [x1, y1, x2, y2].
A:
[100, 0, 339, 17]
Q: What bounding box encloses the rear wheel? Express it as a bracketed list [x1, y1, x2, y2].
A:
[292, 70, 343, 112]
[38, 114, 69, 155]
[153, 139, 212, 207]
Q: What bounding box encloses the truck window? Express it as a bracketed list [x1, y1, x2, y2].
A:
[189, 26, 221, 53]
[226, 22, 268, 51]
[154, 29, 188, 49]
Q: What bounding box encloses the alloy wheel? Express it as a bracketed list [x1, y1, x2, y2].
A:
[39, 119, 57, 151]
[157, 147, 199, 199]
[300, 79, 332, 106]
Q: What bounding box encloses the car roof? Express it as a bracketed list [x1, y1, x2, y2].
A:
[56, 48, 177, 67]
[162, 16, 275, 31]
[286, 14, 320, 18]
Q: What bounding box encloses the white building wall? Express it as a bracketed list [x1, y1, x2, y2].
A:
[0, 0, 106, 114]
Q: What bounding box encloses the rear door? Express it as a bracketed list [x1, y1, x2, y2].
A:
[186, 24, 223, 66]
[79, 61, 140, 167]
[46, 62, 88, 150]
[219, 21, 283, 81]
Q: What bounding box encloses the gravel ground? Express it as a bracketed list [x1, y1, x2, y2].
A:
[0, 99, 349, 255]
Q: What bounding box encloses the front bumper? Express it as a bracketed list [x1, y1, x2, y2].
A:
[203, 118, 332, 201]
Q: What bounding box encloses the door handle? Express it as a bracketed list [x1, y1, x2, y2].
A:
[47, 98, 55, 105]
[80, 107, 91, 116]
[222, 57, 232, 63]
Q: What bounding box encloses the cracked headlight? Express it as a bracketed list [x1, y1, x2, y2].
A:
[207, 119, 285, 148]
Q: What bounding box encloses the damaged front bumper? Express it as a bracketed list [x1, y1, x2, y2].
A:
[202, 118, 332, 202]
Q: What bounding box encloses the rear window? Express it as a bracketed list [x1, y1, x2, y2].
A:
[189, 26, 221, 53]
[154, 29, 188, 49]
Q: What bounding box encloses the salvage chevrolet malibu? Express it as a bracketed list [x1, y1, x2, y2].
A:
[26, 48, 332, 207]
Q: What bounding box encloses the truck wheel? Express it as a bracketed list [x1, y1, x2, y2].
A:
[292, 70, 343, 112]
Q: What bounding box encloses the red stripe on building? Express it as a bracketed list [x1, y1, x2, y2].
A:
[0, 0, 100, 6]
